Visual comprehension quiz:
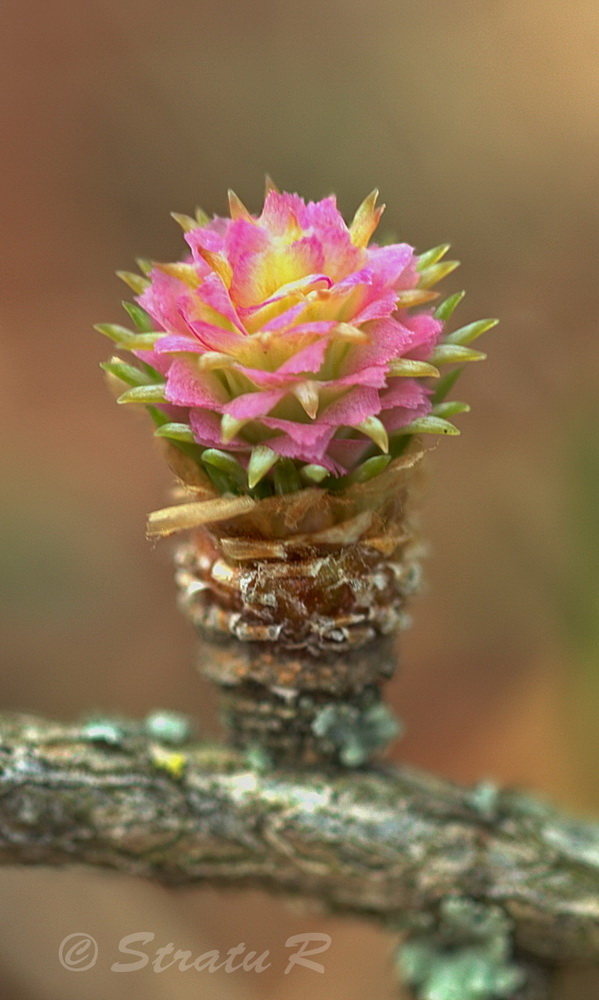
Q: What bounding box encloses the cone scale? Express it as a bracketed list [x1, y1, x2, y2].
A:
[174, 446, 424, 764]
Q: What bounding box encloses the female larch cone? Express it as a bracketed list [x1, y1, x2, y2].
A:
[97, 184, 495, 763]
[173, 445, 425, 765]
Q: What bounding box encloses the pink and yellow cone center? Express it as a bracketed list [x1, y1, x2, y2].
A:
[99, 184, 494, 493]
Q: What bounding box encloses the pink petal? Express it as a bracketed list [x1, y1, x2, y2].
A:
[335, 365, 389, 389]
[297, 194, 341, 231]
[323, 270, 398, 325]
[394, 259, 419, 291]
[379, 379, 429, 411]
[278, 339, 328, 374]
[297, 196, 364, 279]
[259, 191, 307, 235]
[131, 348, 171, 376]
[240, 298, 309, 333]
[334, 267, 374, 292]
[327, 245, 415, 326]
[320, 229, 364, 281]
[266, 434, 341, 472]
[381, 397, 431, 431]
[138, 270, 197, 337]
[261, 319, 337, 339]
[153, 334, 206, 354]
[339, 317, 413, 373]
[231, 367, 298, 389]
[231, 338, 329, 388]
[185, 226, 226, 257]
[224, 218, 268, 259]
[223, 389, 286, 420]
[400, 312, 443, 361]
[165, 358, 228, 408]
[191, 272, 246, 334]
[351, 288, 400, 324]
[182, 316, 244, 353]
[236, 276, 332, 333]
[253, 301, 307, 330]
[365, 244, 415, 287]
[318, 386, 381, 426]
[189, 408, 247, 450]
[262, 417, 334, 449]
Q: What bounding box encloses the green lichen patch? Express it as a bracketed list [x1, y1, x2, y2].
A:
[312, 699, 402, 767]
[396, 898, 524, 1000]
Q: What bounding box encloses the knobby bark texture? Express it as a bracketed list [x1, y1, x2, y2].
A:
[1, 713, 598, 981]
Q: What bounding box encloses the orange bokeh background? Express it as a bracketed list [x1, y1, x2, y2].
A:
[1, 1, 599, 996]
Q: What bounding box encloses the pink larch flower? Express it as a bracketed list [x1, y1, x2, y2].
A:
[98, 184, 496, 494]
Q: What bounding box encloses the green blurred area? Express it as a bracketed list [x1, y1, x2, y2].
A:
[1, 1, 599, 996]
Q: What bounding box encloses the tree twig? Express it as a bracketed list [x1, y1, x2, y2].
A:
[1, 712, 598, 973]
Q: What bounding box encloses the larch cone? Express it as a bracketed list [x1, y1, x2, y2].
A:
[99, 186, 496, 764]
[173, 445, 426, 765]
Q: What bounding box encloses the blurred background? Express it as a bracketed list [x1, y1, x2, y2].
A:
[1, 0, 599, 996]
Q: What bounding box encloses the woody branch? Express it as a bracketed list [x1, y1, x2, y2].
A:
[0, 712, 598, 975]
